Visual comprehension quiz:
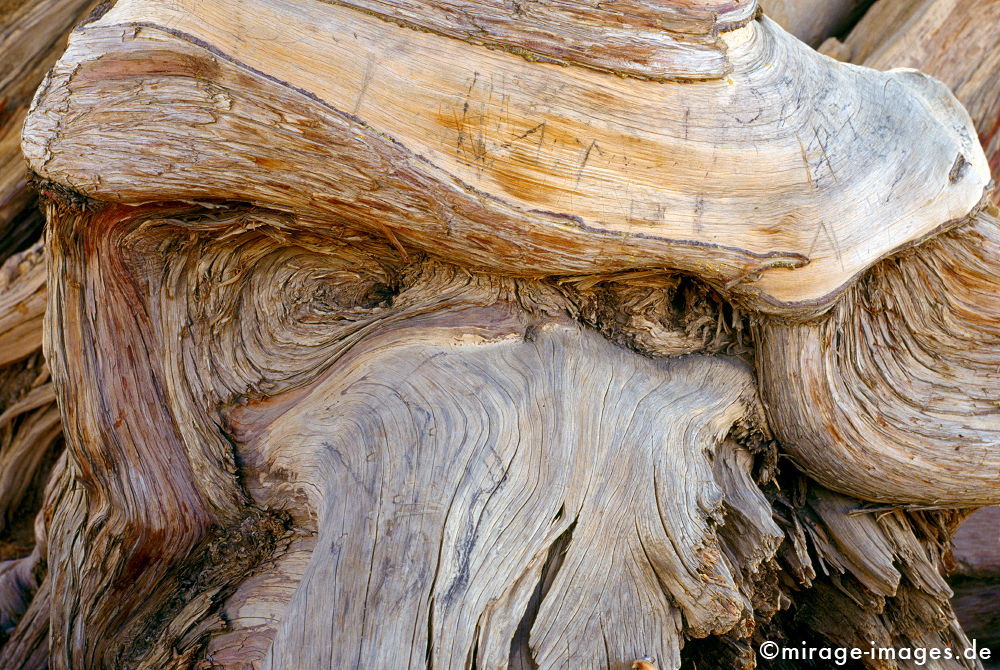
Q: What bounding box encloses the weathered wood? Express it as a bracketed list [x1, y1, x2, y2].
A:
[3, 0, 998, 667]
[22, 0, 990, 317]
[0, 0, 99, 587]
[231, 311, 772, 669]
[758, 208, 1000, 505]
[823, 0, 1000, 195]
[0, 0, 96, 257]
[0, 242, 45, 368]
[27, 198, 783, 667]
[759, 0, 872, 47]
[311, 0, 758, 81]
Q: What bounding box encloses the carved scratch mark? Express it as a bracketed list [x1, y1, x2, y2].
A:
[575, 139, 601, 187]
[797, 136, 814, 190]
[353, 55, 376, 116]
[812, 127, 840, 185]
[807, 217, 843, 270]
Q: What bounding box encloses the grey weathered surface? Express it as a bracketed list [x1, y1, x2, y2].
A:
[0, 0, 996, 667]
[235, 314, 771, 669]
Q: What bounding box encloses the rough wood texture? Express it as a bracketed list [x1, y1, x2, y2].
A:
[234, 313, 770, 669]
[316, 0, 758, 81]
[758, 207, 1000, 505]
[28, 198, 785, 668]
[3, 197, 977, 669]
[824, 0, 1000, 193]
[22, 0, 990, 316]
[4, 0, 998, 667]
[0, 1, 96, 650]
[1, 0, 95, 257]
[0, 242, 45, 369]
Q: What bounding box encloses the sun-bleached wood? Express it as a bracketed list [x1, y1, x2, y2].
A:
[319, 0, 758, 81]
[752, 0, 1000, 506]
[3, 198, 973, 669]
[5, 0, 999, 667]
[231, 312, 773, 669]
[757, 208, 1000, 505]
[828, 0, 1000, 196]
[22, 0, 990, 316]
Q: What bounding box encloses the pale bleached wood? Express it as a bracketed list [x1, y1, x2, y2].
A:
[22, 0, 990, 316]
[788, 489, 975, 669]
[235, 319, 770, 669]
[17, 196, 988, 669]
[138, 213, 775, 667]
[753, 0, 1000, 504]
[321, 0, 758, 81]
[828, 0, 1000, 198]
[757, 208, 1000, 505]
[7, 0, 999, 667]
[28, 198, 790, 669]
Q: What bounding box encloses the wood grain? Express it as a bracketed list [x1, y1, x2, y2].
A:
[827, 0, 1000, 197]
[0, 0, 95, 256]
[22, 0, 990, 316]
[4, 0, 998, 667]
[758, 208, 1000, 505]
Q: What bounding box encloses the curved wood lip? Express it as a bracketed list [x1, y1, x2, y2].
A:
[308, 0, 761, 82]
[24, 1, 991, 318]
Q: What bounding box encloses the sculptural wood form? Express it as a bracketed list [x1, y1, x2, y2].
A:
[0, 0, 997, 668]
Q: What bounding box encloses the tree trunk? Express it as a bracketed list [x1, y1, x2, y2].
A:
[0, 0, 998, 668]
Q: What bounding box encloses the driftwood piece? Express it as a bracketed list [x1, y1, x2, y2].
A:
[232, 310, 771, 669]
[757, 208, 1000, 505]
[10, 198, 981, 669]
[826, 0, 1000, 192]
[22, 0, 990, 317]
[310, 0, 757, 81]
[4, 0, 999, 667]
[32, 198, 786, 667]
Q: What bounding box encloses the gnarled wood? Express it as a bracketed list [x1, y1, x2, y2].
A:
[1, 0, 96, 257]
[823, 0, 1000, 195]
[3, 0, 998, 667]
[758, 208, 1000, 505]
[22, 0, 990, 316]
